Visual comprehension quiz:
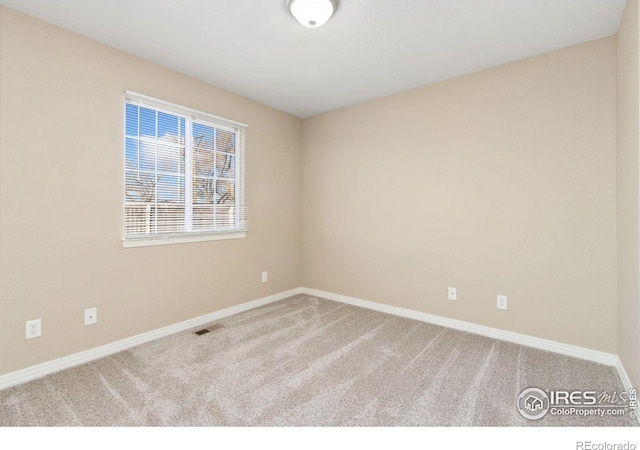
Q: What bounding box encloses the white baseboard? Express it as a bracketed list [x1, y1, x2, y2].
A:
[2, 284, 636, 411]
[305, 288, 640, 423]
[0, 287, 303, 390]
[302, 287, 620, 367]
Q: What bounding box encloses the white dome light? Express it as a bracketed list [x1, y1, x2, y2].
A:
[289, 0, 337, 28]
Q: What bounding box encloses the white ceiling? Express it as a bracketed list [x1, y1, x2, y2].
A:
[0, 0, 628, 118]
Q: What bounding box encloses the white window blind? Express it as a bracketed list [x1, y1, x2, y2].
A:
[123, 92, 247, 247]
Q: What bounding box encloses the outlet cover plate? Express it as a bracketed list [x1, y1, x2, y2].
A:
[26, 319, 41, 339]
[84, 307, 97, 325]
[497, 295, 508, 310]
[448, 287, 457, 301]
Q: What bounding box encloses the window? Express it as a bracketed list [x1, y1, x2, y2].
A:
[123, 92, 247, 247]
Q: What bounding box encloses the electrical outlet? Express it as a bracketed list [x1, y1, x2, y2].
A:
[261, 271, 268, 282]
[448, 287, 457, 301]
[497, 295, 508, 310]
[84, 307, 97, 326]
[26, 319, 41, 339]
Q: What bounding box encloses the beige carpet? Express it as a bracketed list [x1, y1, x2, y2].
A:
[0, 294, 636, 426]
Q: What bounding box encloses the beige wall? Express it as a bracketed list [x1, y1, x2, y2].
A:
[0, 7, 302, 375]
[0, 5, 630, 377]
[302, 38, 618, 352]
[617, 0, 640, 389]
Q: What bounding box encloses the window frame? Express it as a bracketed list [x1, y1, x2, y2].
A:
[122, 92, 248, 248]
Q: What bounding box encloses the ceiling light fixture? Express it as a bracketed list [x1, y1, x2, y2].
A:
[288, 0, 337, 28]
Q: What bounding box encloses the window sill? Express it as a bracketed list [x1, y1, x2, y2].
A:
[122, 231, 247, 248]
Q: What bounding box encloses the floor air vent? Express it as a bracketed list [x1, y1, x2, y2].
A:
[194, 323, 225, 335]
